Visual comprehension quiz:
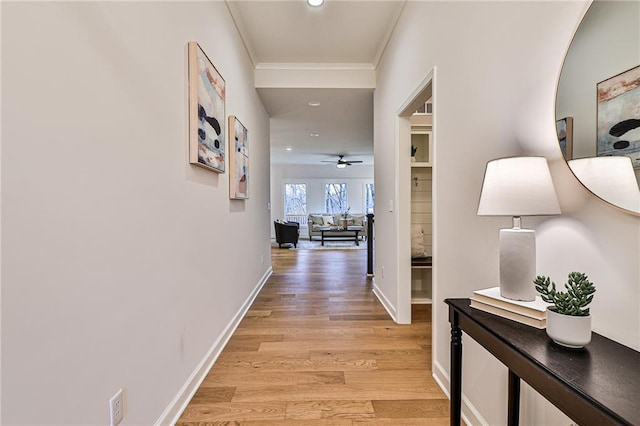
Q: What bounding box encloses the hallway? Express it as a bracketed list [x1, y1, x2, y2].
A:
[177, 247, 450, 424]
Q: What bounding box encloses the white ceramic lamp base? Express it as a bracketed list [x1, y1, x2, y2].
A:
[499, 227, 536, 301]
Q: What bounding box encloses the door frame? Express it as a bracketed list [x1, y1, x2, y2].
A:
[394, 67, 436, 324]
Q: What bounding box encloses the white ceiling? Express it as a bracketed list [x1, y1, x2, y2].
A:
[226, 0, 406, 165]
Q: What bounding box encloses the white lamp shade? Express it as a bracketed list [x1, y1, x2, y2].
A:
[478, 157, 561, 216]
[568, 157, 640, 213]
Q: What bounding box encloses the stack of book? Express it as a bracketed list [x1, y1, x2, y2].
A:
[470, 287, 551, 329]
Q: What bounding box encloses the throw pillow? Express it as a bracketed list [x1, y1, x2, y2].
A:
[352, 215, 364, 226]
[411, 224, 427, 258]
[323, 216, 334, 226]
[310, 215, 324, 225]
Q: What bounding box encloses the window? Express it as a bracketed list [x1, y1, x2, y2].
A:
[365, 183, 375, 214]
[284, 183, 307, 220]
[324, 183, 347, 214]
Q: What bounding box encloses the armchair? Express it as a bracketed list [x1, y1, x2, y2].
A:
[274, 220, 300, 248]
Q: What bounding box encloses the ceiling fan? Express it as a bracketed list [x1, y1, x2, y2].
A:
[321, 155, 363, 168]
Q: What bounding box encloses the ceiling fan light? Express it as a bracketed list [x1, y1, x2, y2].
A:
[336, 163, 347, 169]
[307, 0, 324, 6]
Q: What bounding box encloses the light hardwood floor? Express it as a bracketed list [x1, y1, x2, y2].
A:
[177, 247, 452, 425]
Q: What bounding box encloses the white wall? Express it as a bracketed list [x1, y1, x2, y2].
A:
[270, 164, 373, 236]
[375, 1, 640, 425]
[1, 2, 271, 425]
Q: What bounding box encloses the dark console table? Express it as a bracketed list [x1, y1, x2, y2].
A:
[445, 298, 640, 426]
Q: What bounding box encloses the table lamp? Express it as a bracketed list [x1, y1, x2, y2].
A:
[568, 156, 640, 213]
[477, 157, 561, 301]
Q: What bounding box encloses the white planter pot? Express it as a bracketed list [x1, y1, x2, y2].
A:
[546, 308, 592, 348]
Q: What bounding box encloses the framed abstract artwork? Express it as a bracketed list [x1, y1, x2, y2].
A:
[556, 117, 573, 161]
[188, 41, 226, 173]
[229, 115, 249, 199]
[597, 65, 640, 168]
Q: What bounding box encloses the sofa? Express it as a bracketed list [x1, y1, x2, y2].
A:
[307, 213, 367, 241]
[274, 220, 300, 248]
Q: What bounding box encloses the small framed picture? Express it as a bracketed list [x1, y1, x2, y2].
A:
[229, 115, 249, 199]
[188, 41, 226, 173]
[555, 117, 573, 161]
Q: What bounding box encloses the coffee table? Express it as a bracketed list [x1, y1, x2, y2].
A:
[320, 226, 362, 246]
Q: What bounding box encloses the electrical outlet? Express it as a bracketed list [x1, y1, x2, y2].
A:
[381, 266, 385, 278]
[109, 388, 124, 426]
[261, 254, 264, 264]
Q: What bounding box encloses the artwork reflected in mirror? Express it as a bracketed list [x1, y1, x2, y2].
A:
[556, 0, 640, 214]
[596, 65, 640, 168]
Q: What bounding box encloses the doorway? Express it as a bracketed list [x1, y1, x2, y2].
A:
[395, 68, 436, 324]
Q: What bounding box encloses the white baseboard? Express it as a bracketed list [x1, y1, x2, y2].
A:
[372, 279, 398, 322]
[155, 267, 273, 425]
[433, 360, 451, 399]
[433, 360, 486, 426]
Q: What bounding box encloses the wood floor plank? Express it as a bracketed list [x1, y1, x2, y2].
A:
[309, 348, 431, 371]
[234, 326, 375, 337]
[177, 402, 286, 423]
[176, 247, 452, 424]
[344, 370, 432, 386]
[329, 314, 394, 321]
[213, 356, 377, 373]
[259, 339, 423, 352]
[187, 386, 236, 404]
[202, 371, 345, 386]
[371, 398, 450, 419]
[286, 400, 375, 420]
[232, 420, 353, 426]
[230, 382, 445, 402]
[354, 419, 451, 425]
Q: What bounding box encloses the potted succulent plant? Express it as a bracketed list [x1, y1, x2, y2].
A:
[534, 272, 596, 348]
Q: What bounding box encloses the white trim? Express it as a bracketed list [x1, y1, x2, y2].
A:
[433, 360, 451, 399]
[255, 62, 375, 70]
[462, 393, 488, 426]
[396, 69, 435, 117]
[372, 0, 407, 69]
[155, 267, 273, 426]
[225, 1, 257, 68]
[396, 115, 412, 324]
[433, 360, 487, 426]
[372, 278, 398, 322]
[429, 65, 440, 391]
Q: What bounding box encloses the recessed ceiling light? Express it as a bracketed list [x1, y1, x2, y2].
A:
[286, 147, 292, 151]
[309, 133, 320, 137]
[307, 0, 323, 7]
[308, 101, 321, 107]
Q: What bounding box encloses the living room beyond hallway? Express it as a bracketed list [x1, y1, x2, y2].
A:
[177, 247, 453, 424]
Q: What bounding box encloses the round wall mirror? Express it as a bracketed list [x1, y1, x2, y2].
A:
[556, 0, 640, 214]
